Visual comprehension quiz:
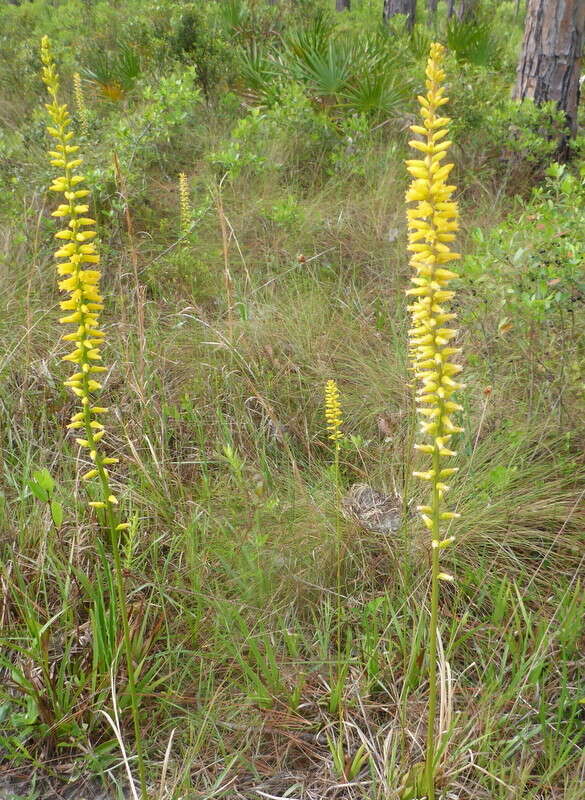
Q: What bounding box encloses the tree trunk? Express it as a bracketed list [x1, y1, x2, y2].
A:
[514, 0, 585, 147]
[383, 0, 416, 30]
[447, 0, 456, 19]
[456, 0, 479, 20]
[427, 0, 438, 15]
[336, 0, 350, 10]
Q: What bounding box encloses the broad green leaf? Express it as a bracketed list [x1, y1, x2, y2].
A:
[50, 500, 64, 530]
[32, 468, 55, 494]
[27, 479, 49, 503]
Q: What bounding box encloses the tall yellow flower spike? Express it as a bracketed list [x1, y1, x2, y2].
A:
[324, 379, 344, 444]
[40, 42, 143, 791]
[40, 37, 123, 525]
[178, 171, 191, 234]
[406, 42, 463, 543]
[405, 42, 464, 800]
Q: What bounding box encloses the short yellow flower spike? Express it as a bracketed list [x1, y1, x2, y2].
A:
[405, 42, 464, 800]
[40, 36, 117, 516]
[72, 72, 89, 137]
[178, 172, 191, 234]
[324, 379, 344, 444]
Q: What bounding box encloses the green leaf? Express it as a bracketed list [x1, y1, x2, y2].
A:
[27, 479, 49, 503]
[33, 469, 55, 494]
[11, 694, 39, 728]
[50, 500, 64, 530]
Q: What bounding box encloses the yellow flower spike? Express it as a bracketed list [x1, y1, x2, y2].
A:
[406, 43, 463, 800]
[40, 37, 122, 520]
[324, 379, 344, 445]
[41, 49, 150, 799]
[178, 172, 191, 234]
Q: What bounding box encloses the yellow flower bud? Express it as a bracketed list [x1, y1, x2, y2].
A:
[82, 469, 99, 481]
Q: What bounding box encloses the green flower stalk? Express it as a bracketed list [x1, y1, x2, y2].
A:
[40, 36, 147, 799]
[405, 42, 464, 800]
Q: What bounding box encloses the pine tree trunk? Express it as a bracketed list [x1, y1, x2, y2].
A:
[383, 0, 416, 30]
[336, 0, 351, 10]
[447, 0, 456, 19]
[427, 0, 439, 15]
[514, 0, 585, 145]
[456, 0, 479, 20]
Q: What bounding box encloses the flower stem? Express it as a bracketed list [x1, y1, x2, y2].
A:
[109, 513, 148, 800]
[334, 444, 341, 653]
[80, 385, 148, 799]
[425, 447, 441, 800]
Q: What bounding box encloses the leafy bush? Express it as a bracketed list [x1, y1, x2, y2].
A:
[328, 113, 373, 177]
[463, 162, 585, 327]
[209, 83, 334, 181]
[448, 64, 566, 181]
[99, 66, 203, 182]
[171, 3, 235, 100]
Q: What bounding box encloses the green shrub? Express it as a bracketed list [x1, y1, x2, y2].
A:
[209, 83, 334, 182]
[463, 162, 585, 327]
[171, 3, 235, 100]
[448, 63, 566, 181]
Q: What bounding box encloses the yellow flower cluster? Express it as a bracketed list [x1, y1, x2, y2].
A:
[324, 379, 344, 444]
[178, 172, 191, 233]
[72, 72, 89, 138]
[41, 37, 123, 519]
[405, 43, 463, 555]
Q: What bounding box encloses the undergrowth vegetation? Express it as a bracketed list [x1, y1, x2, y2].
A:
[0, 1, 584, 799]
